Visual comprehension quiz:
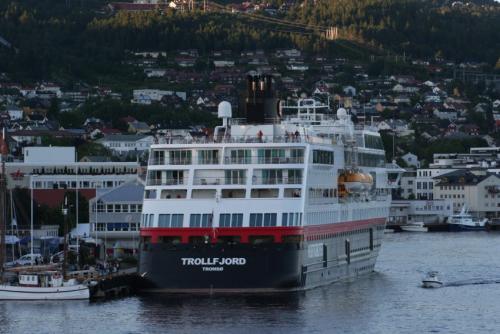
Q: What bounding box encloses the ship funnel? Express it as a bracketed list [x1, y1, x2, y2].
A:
[244, 75, 279, 124]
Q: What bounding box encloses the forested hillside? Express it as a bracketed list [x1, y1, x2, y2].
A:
[0, 0, 499, 82]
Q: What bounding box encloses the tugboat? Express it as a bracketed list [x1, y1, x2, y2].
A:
[422, 271, 443, 288]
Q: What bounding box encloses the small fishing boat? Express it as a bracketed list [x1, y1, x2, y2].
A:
[448, 206, 488, 231]
[400, 222, 428, 233]
[422, 271, 443, 288]
[0, 271, 89, 300]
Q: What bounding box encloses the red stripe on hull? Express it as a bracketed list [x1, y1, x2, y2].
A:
[140, 218, 386, 243]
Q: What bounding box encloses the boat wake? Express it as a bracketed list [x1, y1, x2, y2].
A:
[444, 278, 500, 287]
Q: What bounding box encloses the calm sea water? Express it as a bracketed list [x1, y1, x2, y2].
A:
[1, 232, 500, 334]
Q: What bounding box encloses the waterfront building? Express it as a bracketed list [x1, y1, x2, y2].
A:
[89, 179, 143, 258]
[433, 170, 500, 217]
[415, 168, 455, 200]
[5, 146, 140, 207]
[399, 169, 416, 199]
[388, 199, 453, 226]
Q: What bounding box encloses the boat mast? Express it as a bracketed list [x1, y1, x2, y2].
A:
[0, 128, 7, 279]
[62, 195, 69, 279]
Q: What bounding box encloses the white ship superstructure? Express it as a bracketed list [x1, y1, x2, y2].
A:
[139, 76, 403, 292]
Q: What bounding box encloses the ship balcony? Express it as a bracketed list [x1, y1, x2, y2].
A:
[147, 178, 185, 186]
[252, 177, 303, 185]
[223, 157, 304, 165]
[193, 177, 247, 186]
[149, 157, 222, 166]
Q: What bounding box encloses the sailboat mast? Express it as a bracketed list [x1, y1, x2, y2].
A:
[0, 128, 8, 278]
[62, 195, 69, 279]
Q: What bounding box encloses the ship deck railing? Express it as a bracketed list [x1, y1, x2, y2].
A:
[147, 156, 305, 166]
[154, 135, 339, 146]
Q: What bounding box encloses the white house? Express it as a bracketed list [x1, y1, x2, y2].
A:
[97, 134, 155, 155]
[131, 89, 187, 105]
[402, 152, 420, 168]
[343, 86, 356, 96]
[433, 108, 458, 121]
[6, 105, 23, 120]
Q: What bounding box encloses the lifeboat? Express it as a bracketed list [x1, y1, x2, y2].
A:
[338, 171, 373, 194]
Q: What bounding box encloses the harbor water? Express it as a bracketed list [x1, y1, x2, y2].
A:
[1, 232, 500, 334]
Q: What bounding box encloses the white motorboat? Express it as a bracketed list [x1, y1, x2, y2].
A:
[448, 206, 488, 231]
[400, 222, 428, 232]
[422, 271, 443, 288]
[0, 271, 89, 300]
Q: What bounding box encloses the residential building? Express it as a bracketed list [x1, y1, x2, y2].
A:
[434, 170, 500, 216]
[97, 134, 155, 156]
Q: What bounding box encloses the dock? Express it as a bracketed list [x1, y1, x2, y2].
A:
[89, 268, 139, 299]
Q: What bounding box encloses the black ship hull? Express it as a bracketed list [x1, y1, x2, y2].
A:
[138, 222, 385, 293]
[139, 243, 304, 292]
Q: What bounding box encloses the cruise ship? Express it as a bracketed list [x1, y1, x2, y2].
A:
[139, 76, 403, 292]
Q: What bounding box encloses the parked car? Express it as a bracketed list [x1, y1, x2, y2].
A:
[4, 253, 43, 267]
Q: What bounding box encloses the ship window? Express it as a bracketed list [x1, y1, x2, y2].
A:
[201, 214, 213, 227]
[106, 204, 113, 213]
[249, 213, 263, 227]
[263, 213, 277, 226]
[258, 149, 285, 164]
[289, 149, 304, 163]
[229, 149, 251, 164]
[169, 150, 192, 165]
[190, 214, 201, 227]
[159, 214, 171, 227]
[249, 235, 274, 244]
[282, 213, 288, 226]
[219, 214, 231, 227]
[171, 214, 184, 227]
[231, 213, 243, 227]
[225, 170, 246, 185]
[364, 134, 384, 149]
[287, 169, 302, 184]
[198, 150, 219, 164]
[313, 150, 334, 165]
